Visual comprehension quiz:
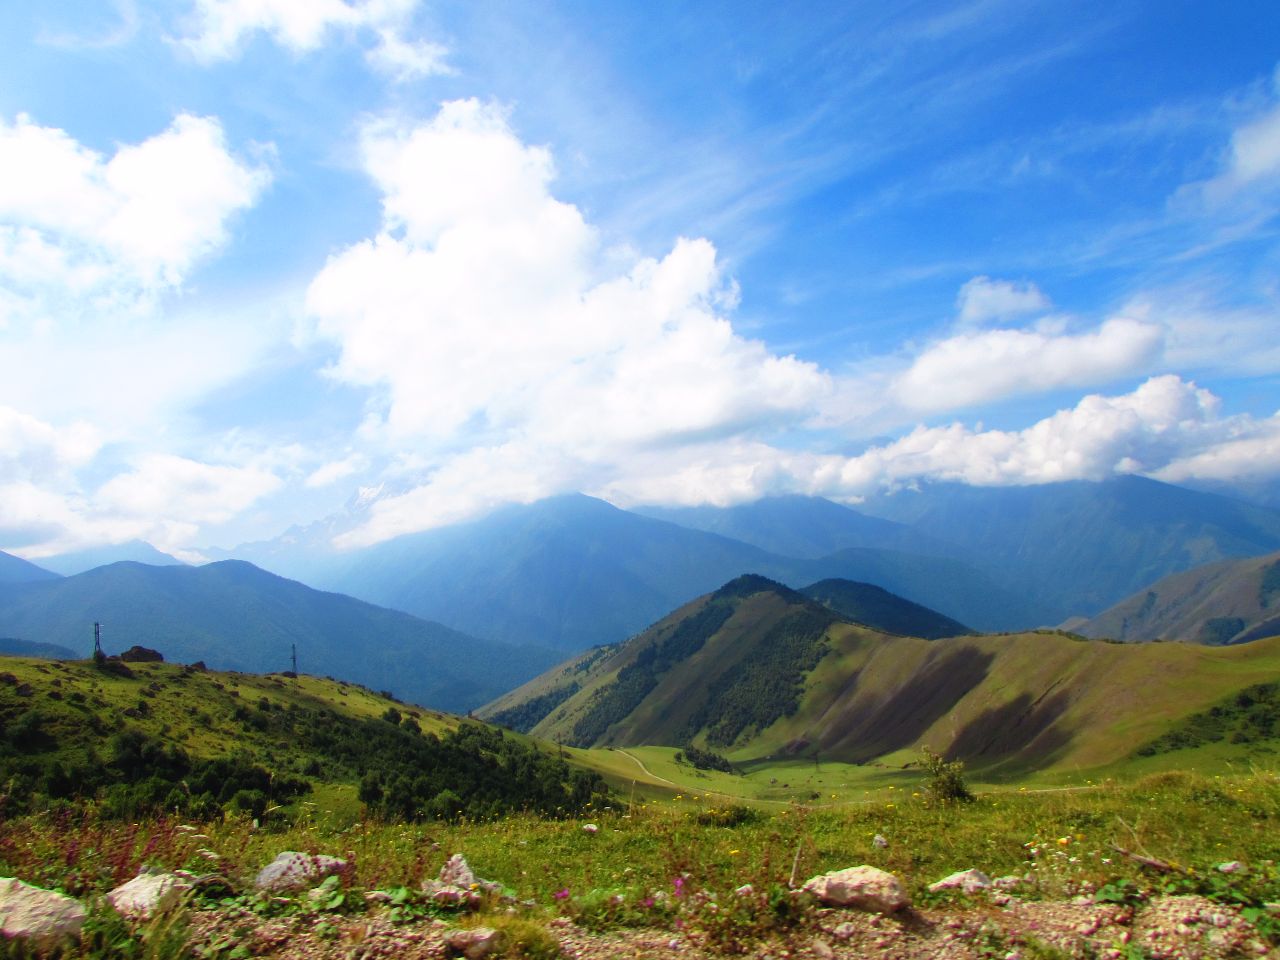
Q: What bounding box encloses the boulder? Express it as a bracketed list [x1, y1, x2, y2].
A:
[423, 854, 501, 908]
[254, 852, 347, 892]
[802, 866, 909, 914]
[0, 877, 86, 947]
[928, 868, 991, 894]
[446, 926, 503, 959]
[119, 645, 164, 663]
[106, 873, 190, 920]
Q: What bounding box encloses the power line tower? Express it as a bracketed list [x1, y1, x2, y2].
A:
[291, 643, 297, 676]
[93, 621, 103, 658]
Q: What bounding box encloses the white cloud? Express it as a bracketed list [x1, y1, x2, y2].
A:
[305, 452, 369, 488]
[891, 314, 1163, 413]
[602, 376, 1271, 508]
[0, 113, 270, 299]
[96, 454, 283, 526]
[180, 0, 450, 79]
[0, 408, 100, 484]
[955, 275, 1050, 327]
[309, 99, 831, 546]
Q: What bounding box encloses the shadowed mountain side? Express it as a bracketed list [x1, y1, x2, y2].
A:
[797, 645, 994, 762]
[1080, 551, 1280, 644]
[0, 561, 562, 713]
[800, 578, 972, 639]
[486, 575, 1280, 776]
[0, 550, 59, 584]
[860, 476, 1280, 622]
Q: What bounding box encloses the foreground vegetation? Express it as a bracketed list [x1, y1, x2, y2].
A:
[3, 768, 1280, 956]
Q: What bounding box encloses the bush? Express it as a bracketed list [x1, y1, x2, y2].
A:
[921, 747, 973, 803]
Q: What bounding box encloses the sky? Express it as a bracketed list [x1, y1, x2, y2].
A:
[0, 0, 1278, 560]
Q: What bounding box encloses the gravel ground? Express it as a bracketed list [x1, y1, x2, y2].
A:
[187, 894, 1279, 959]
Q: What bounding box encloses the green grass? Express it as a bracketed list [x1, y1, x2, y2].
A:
[3, 768, 1280, 951]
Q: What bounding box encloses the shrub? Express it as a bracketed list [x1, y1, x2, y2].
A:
[921, 747, 973, 803]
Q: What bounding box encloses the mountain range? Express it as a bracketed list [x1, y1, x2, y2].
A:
[0, 560, 560, 713]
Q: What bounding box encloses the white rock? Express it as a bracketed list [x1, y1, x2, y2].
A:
[1217, 861, 1246, 874]
[734, 884, 754, 896]
[254, 851, 347, 891]
[991, 875, 1024, 891]
[446, 926, 503, 959]
[802, 866, 910, 913]
[582, 823, 599, 834]
[106, 873, 191, 920]
[833, 920, 857, 940]
[0, 877, 86, 948]
[928, 868, 992, 894]
[439, 854, 478, 888]
[872, 834, 889, 849]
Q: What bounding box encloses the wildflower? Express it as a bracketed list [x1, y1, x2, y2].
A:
[728, 849, 740, 856]
[553, 888, 570, 900]
[1057, 837, 1070, 846]
[673, 877, 686, 897]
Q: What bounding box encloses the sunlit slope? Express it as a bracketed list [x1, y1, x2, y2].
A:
[1080, 551, 1280, 644]
[482, 575, 1280, 778]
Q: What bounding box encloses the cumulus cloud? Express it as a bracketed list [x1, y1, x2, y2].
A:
[0, 112, 270, 302]
[308, 99, 831, 546]
[955, 275, 1050, 327]
[891, 315, 1163, 413]
[96, 454, 282, 526]
[180, 0, 450, 79]
[600, 376, 1275, 508]
[0, 408, 100, 485]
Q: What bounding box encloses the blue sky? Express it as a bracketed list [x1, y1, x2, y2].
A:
[0, 0, 1278, 558]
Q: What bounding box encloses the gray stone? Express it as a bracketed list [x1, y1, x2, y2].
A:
[0, 877, 86, 947]
[106, 873, 191, 920]
[802, 866, 909, 913]
[1217, 861, 1246, 874]
[254, 851, 347, 892]
[928, 868, 991, 894]
[446, 926, 503, 959]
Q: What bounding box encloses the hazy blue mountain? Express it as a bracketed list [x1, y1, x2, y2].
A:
[634, 495, 955, 560]
[0, 550, 59, 584]
[858, 476, 1280, 622]
[291, 494, 1041, 649]
[0, 561, 561, 712]
[38, 540, 185, 576]
[0, 637, 78, 659]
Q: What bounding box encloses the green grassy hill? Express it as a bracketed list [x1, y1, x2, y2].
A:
[1080, 550, 1280, 644]
[0, 655, 605, 822]
[0, 560, 561, 713]
[482, 575, 1280, 780]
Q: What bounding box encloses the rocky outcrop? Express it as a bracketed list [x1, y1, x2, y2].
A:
[107, 872, 191, 920]
[0, 877, 87, 948]
[802, 865, 910, 914]
[254, 852, 348, 892]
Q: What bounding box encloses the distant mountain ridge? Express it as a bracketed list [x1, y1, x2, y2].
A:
[859, 476, 1280, 621]
[484, 575, 1280, 777]
[246, 494, 1039, 649]
[0, 550, 59, 584]
[38, 540, 184, 576]
[1079, 551, 1280, 644]
[0, 560, 561, 713]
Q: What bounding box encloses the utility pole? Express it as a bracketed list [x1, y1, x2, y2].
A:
[290, 643, 297, 676]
